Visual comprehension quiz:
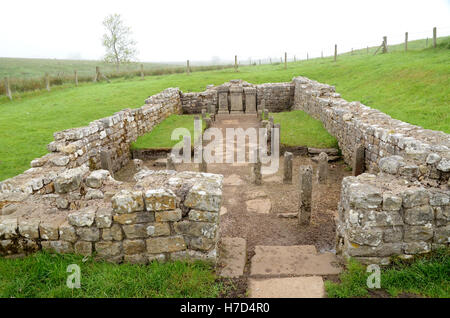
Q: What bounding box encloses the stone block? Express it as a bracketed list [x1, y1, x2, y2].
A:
[95, 208, 112, 228]
[382, 194, 402, 211]
[41, 241, 73, 254]
[0, 218, 18, 239]
[123, 239, 146, 255]
[95, 241, 122, 257]
[111, 190, 144, 214]
[146, 236, 186, 254]
[402, 188, 429, 208]
[144, 188, 176, 211]
[434, 225, 450, 244]
[155, 209, 182, 222]
[85, 170, 110, 188]
[74, 241, 92, 256]
[184, 182, 222, 212]
[174, 220, 218, 239]
[122, 222, 170, 239]
[188, 210, 218, 223]
[102, 224, 123, 241]
[404, 205, 434, 225]
[54, 166, 88, 193]
[76, 227, 100, 242]
[113, 211, 155, 225]
[18, 218, 40, 239]
[403, 242, 431, 254]
[404, 225, 434, 242]
[68, 207, 97, 227]
[59, 222, 77, 243]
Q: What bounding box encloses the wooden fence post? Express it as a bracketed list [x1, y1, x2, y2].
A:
[284, 52, 287, 69]
[4, 77, 12, 100]
[94, 66, 100, 82]
[321, 51, 323, 58]
[433, 27, 437, 48]
[426, 37, 428, 48]
[334, 44, 337, 62]
[45, 73, 50, 91]
[234, 55, 238, 72]
[367, 46, 369, 54]
[74, 70, 78, 86]
[307, 53, 309, 60]
[140, 64, 144, 79]
[186, 60, 190, 75]
[405, 32, 408, 51]
[382, 36, 388, 53]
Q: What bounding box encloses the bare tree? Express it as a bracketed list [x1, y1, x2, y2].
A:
[102, 14, 137, 71]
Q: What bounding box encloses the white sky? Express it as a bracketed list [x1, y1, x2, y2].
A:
[1, 0, 449, 63]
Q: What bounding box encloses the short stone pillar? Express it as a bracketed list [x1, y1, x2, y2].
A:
[217, 86, 229, 114]
[352, 144, 365, 176]
[260, 100, 266, 115]
[250, 148, 262, 185]
[205, 118, 212, 129]
[100, 149, 114, 177]
[318, 152, 328, 184]
[244, 87, 257, 114]
[201, 108, 207, 119]
[257, 110, 262, 120]
[230, 86, 244, 114]
[298, 165, 312, 225]
[272, 123, 280, 155]
[166, 153, 176, 171]
[199, 156, 207, 173]
[283, 152, 293, 184]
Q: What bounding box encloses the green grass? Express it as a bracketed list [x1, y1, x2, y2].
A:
[325, 248, 450, 298]
[271, 111, 338, 148]
[131, 114, 206, 149]
[0, 251, 224, 298]
[0, 36, 449, 181]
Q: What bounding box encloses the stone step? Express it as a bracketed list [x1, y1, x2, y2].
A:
[219, 237, 247, 278]
[153, 158, 167, 167]
[248, 276, 325, 298]
[250, 245, 341, 277]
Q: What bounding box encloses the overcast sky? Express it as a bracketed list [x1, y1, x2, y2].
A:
[1, 0, 449, 63]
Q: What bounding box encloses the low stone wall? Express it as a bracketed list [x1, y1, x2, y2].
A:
[0, 167, 222, 263]
[181, 89, 217, 114]
[256, 82, 294, 112]
[292, 75, 449, 263]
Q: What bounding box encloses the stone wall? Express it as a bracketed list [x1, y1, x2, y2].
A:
[181, 89, 217, 114]
[256, 82, 294, 112]
[0, 167, 222, 263]
[292, 75, 449, 263]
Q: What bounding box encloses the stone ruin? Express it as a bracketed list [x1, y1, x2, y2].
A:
[0, 77, 449, 265]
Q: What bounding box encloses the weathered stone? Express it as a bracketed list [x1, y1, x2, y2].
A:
[433, 225, 450, 244]
[399, 165, 419, 178]
[185, 236, 216, 251]
[59, 222, 77, 243]
[123, 239, 146, 255]
[246, 198, 272, 214]
[436, 158, 450, 172]
[95, 241, 122, 257]
[85, 189, 104, 200]
[122, 222, 170, 239]
[283, 152, 293, 184]
[250, 149, 262, 185]
[68, 207, 97, 227]
[144, 188, 176, 211]
[382, 193, 402, 211]
[426, 153, 441, 165]
[403, 242, 431, 254]
[155, 209, 182, 222]
[188, 210, 218, 223]
[166, 154, 176, 171]
[184, 181, 222, 212]
[76, 227, 100, 242]
[352, 144, 365, 176]
[383, 227, 403, 242]
[1, 203, 19, 216]
[50, 155, 70, 166]
[219, 237, 247, 278]
[402, 188, 429, 208]
[404, 225, 434, 242]
[146, 236, 186, 253]
[113, 212, 155, 225]
[430, 192, 450, 206]
[298, 165, 312, 225]
[54, 166, 88, 193]
[102, 224, 123, 241]
[347, 227, 383, 246]
[41, 241, 73, 254]
[18, 218, 40, 239]
[318, 152, 328, 183]
[111, 190, 144, 214]
[345, 241, 402, 257]
[56, 197, 69, 209]
[95, 208, 112, 228]
[148, 253, 167, 263]
[404, 205, 434, 225]
[362, 210, 403, 227]
[348, 182, 382, 210]
[174, 220, 218, 239]
[39, 217, 65, 240]
[74, 241, 92, 256]
[379, 155, 404, 174]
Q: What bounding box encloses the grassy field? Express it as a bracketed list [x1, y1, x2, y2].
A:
[0, 252, 225, 298]
[0, 58, 176, 78]
[325, 248, 450, 298]
[131, 114, 206, 149]
[0, 36, 448, 181]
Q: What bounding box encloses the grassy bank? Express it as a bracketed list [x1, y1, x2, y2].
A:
[325, 248, 450, 298]
[0, 252, 224, 298]
[0, 36, 448, 181]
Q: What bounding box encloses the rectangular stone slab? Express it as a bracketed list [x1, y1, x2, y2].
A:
[250, 245, 342, 276]
[248, 276, 325, 298]
[219, 237, 247, 278]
